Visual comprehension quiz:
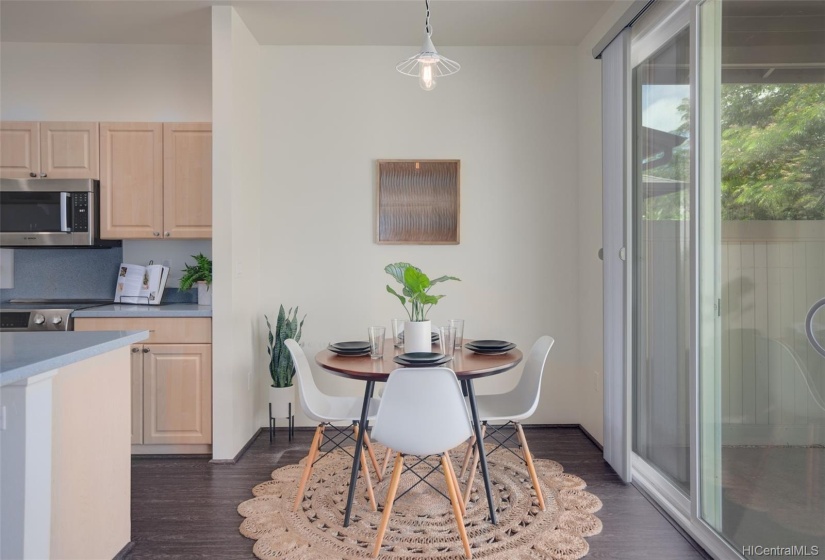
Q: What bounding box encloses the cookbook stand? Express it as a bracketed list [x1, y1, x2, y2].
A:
[114, 295, 150, 305]
[269, 403, 295, 442]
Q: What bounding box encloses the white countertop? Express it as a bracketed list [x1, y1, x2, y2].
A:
[0, 330, 149, 386]
[72, 303, 211, 318]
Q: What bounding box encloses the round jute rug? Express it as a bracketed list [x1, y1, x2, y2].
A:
[238, 445, 602, 560]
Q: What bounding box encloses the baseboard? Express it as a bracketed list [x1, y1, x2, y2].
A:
[132, 444, 212, 455]
[577, 424, 604, 451]
[210, 428, 263, 464]
[113, 541, 135, 559]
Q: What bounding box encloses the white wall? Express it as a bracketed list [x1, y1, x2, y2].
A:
[257, 45, 582, 426]
[0, 41, 213, 278]
[211, 6, 263, 459]
[575, 1, 632, 445]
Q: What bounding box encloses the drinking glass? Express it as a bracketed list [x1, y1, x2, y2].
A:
[391, 318, 405, 348]
[449, 319, 465, 349]
[368, 326, 386, 359]
[439, 325, 457, 358]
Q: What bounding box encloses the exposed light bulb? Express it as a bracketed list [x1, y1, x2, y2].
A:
[419, 61, 437, 90]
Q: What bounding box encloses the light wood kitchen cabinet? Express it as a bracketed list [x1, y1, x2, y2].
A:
[75, 317, 212, 453]
[99, 122, 164, 239]
[100, 121, 211, 240]
[163, 123, 212, 238]
[1, 121, 98, 179]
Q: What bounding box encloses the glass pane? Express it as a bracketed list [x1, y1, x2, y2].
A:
[632, 26, 692, 493]
[700, 0, 825, 556]
[0, 192, 63, 232]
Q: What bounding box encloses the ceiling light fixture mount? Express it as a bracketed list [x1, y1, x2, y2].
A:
[396, 0, 460, 91]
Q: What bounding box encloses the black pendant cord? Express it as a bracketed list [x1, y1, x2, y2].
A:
[425, 0, 432, 37]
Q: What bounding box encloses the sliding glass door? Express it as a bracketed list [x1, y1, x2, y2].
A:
[632, 20, 692, 496]
[697, 0, 825, 556]
[627, 1, 825, 557]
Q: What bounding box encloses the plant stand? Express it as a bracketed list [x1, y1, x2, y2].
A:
[269, 402, 294, 442]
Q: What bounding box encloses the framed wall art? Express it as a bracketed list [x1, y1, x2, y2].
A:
[375, 159, 460, 244]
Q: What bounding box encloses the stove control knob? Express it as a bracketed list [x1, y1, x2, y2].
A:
[33, 314, 46, 325]
[52, 316, 63, 325]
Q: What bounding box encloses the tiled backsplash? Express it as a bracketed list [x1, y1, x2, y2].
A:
[0, 245, 203, 303]
[0, 247, 123, 300]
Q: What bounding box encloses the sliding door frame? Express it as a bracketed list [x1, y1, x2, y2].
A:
[601, 1, 750, 558]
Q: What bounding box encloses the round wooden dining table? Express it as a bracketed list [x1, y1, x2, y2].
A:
[316, 339, 523, 527]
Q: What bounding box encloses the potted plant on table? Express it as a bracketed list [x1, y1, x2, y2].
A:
[265, 305, 306, 418]
[385, 262, 460, 353]
[179, 253, 212, 305]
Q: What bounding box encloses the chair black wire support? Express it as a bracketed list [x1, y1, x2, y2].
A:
[392, 454, 453, 503]
[481, 421, 529, 462]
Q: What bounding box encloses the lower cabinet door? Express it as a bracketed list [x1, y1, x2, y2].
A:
[142, 344, 212, 445]
[131, 346, 144, 444]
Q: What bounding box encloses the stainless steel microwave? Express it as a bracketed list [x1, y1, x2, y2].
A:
[0, 178, 120, 248]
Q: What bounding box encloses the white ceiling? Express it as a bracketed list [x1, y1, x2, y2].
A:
[0, 0, 617, 47]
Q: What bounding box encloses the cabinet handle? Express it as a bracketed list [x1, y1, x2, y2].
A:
[39, 173, 47, 178]
[131, 347, 139, 353]
[143, 348, 150, 353]
[153, 232, 160, 237]
[29, 172, 37, 177]
[164, 232, 170, 237]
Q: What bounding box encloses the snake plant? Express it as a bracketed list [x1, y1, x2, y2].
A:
[265, 305, 306, 388]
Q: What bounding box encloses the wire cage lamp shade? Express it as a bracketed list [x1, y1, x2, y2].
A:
[396, 0, 460, 91]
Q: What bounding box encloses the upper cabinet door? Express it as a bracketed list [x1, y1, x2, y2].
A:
[0, 122, 40, 178]
[163, 123, 212, 239]
[40, 122, 99, 179]
[100, 122, 163, 239]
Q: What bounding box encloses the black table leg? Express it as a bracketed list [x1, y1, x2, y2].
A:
[465, 380, 498, 524]
[343, 380, 375, 527]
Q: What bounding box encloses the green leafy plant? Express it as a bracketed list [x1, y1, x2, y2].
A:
[265, 305, 306, 388]
[385, 262, 460, 322]
[179, 253, 212, 291]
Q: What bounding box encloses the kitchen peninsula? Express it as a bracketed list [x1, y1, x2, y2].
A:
[0, 330, 148, 560]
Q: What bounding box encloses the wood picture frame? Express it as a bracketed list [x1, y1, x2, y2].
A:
[375, 159, 460, 244]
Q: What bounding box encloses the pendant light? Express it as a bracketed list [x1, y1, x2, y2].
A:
[396, 0, 460, 91]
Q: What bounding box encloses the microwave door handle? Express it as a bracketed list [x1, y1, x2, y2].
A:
[60, 193, 72, 232]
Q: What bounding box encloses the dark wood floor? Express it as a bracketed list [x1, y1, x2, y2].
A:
[126, 427, 710, 559]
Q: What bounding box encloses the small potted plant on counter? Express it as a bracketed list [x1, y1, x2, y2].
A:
[385, 262, 459, 352]
[179, 253, 212, 305]
[265, 305, 305, 419]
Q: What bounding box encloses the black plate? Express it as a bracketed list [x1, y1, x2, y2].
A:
[466, 342, 516, 354]
[393, 355, 452, 367]
[467, 339, 512, 349]
[397, 352, 444, 363]
[328, 347, 370, 356]
[330, 341, 370, 351]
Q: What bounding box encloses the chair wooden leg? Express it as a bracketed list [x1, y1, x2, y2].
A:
[443, 454, 472, 559]
[363, 431, 383, 482]
[353, 425, 378, 511]
[516, 422, 545, 511]
[444, 450, 466, 517]
[463, 425, 485, 505]
[292, 425, 324, 512]
[459, 435, 476, 478]
[373, 453, 405, 558]
[380, 447, 393, 479]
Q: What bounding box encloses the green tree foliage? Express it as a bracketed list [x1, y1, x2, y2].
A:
[721, 84, 825, 220]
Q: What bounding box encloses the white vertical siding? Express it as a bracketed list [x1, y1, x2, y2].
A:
[720, 221, 825, 445]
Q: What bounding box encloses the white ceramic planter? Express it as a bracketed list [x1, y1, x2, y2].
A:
[269, 385, 294, 419]
[404, 320, 432, 353]
[197, 281, 212, 306]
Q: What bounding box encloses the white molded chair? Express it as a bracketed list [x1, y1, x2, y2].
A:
[285, 339, 382, 513]
[370, 367, 474, 559]
[460, 335, 554, 510]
